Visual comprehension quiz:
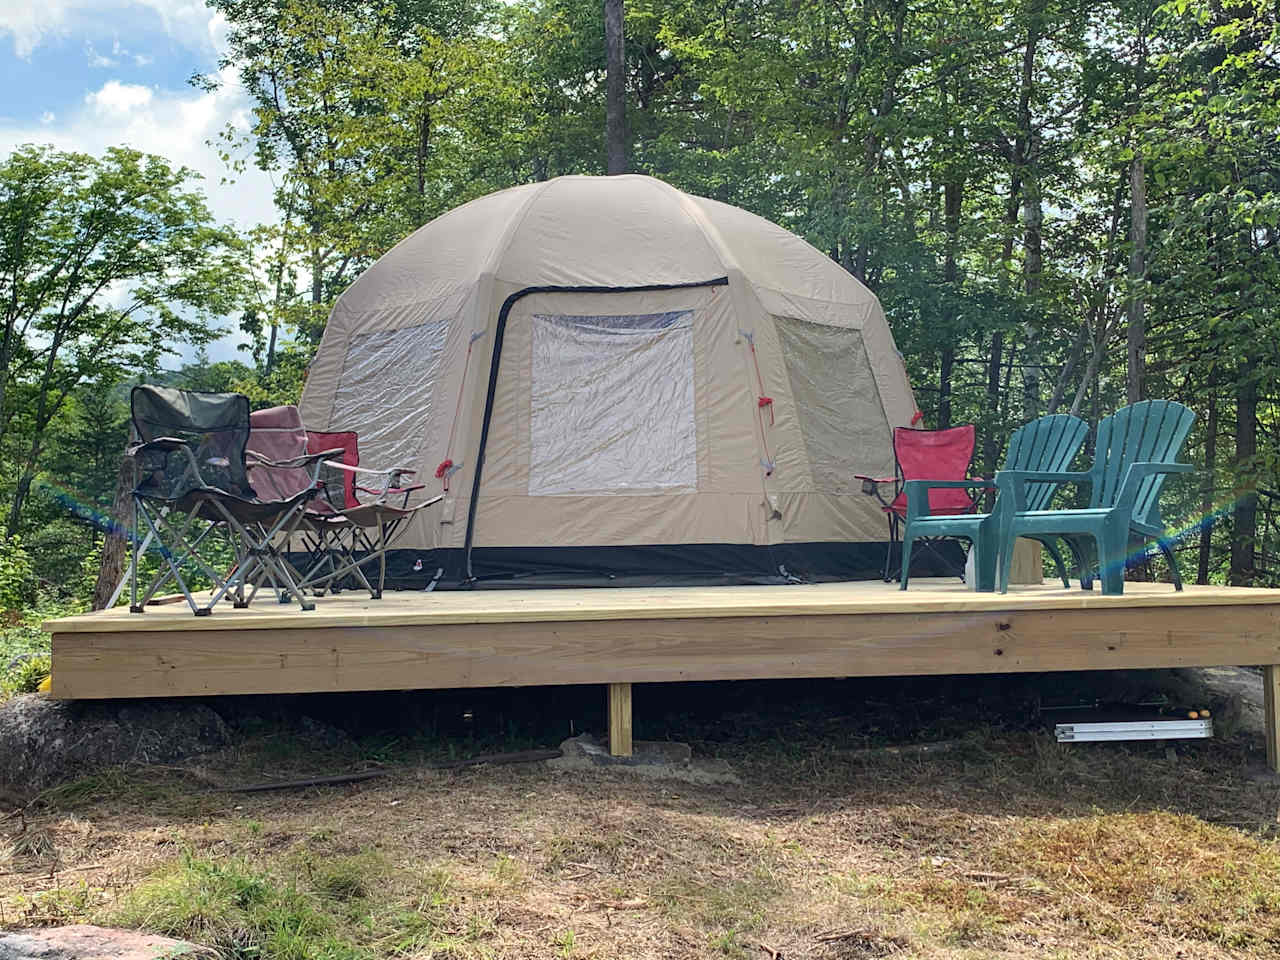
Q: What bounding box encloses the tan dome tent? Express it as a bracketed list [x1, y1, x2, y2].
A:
[299, 174, 920, 586]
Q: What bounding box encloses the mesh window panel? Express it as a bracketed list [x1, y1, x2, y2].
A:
[775, 317, 893, 493]
[530, 311, 697, 496]
[332, 321, 448, 470]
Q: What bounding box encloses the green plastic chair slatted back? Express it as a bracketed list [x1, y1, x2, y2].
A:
[1089, 400, 1195, 525]
[1002, 414, 1089, 511]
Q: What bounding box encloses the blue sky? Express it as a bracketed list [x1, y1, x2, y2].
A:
[0, 0, 277, 364]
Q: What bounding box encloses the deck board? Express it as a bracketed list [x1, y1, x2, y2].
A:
[44, 579, 1280, 702]
[44, 579, 1280, 633]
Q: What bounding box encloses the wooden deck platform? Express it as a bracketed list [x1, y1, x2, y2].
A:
[45, 579, 1280, 767]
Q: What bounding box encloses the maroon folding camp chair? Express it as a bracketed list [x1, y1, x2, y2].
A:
[247, 405, 440, 599]
[856, 424, 981, 581]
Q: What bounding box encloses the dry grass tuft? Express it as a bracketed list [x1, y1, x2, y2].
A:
[3, 678, 1279, 958]
[1001, 811, 1280, 949]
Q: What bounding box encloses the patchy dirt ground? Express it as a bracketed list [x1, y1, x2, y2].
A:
[2, 670, 1279, 959]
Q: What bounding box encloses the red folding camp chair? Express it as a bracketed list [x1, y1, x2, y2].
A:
[856, 424, 981, 582]
[301, 428, 438, 597]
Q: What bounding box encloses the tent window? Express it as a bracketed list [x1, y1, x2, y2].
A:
[530, 311, 697, 496]
[775, 317, 893, 493]
[333, 321, 448, 470]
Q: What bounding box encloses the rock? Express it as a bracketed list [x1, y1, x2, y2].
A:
[548, 733, 740, 784]
[0, 925, 204, 959]
[0, 695, 231, 796]
[296, 714, 356, 751]
[556, 732, 693, 767]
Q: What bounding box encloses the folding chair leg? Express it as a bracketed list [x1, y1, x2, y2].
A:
[376, 519, 388, 599]
[138, 501, 207, 615]
[882, 515, 898, 583]
[130, 496, 143, 613]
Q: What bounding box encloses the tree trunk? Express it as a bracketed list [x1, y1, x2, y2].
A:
[5, 473, 33, 539]
[604, 0, 627, 175]
[1021, 159, 1044, 419]
[939, 176, 962, 430]
[266, 319, 278, 373]
[1126, 150, 1147, 404]
[983, 332, 1003, 475]
[1046, 320, 1089, 414]
[1230, 355, 1258, 586]
[415, 95, 432, 226]
[937, 348, 954, 430]
[1197, 370, 1218, 585]
[1013, 18, 1042, 420]
[92, 447, 135, 610]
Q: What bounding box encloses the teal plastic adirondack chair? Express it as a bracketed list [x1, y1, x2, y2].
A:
[900, 413, 1088, 591]
[993, 400, 1195, 595]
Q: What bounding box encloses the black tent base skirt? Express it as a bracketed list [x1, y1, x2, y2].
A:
[288, 541, 968, 591]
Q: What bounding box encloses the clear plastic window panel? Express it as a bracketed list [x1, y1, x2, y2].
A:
[332, 321, 448, 471]
[529, 311, 697, 496]
[775, 317, 893, 494]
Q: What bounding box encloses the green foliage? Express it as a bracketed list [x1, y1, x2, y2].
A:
[0, 145, 246, 540]
[4, 652, 49, 695]
[0, 594, 75, 698]
[0, 534, 35, 612]
[3, 0, 1278, 591]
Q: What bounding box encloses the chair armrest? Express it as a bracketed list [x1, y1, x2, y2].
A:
[994, 469, 1093, 511]
[903, 479, 994, 519]
[248, 448, 345, 487]
[854, 475, 899, 502]
[1116, 462, 1195, 515]
[329, 460, 416, 502]
[357, 482, 426, 495]
[248, 448, 345, 469]
[357, 481, 426, 507]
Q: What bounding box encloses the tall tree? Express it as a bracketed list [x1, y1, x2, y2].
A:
[605, 0, 628, 173]
[0, 145, 242, 537]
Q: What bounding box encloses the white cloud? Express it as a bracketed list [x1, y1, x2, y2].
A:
[86, 80, 154, 114]
[1, 69, 277, 363]
[133, 52, 152, 67]
[1, 0, 224, 59]
[3, 70, 275, 231]
[85, 40, 117, 68]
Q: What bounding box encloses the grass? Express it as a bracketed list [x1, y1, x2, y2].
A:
[3, 673, 1280, 957]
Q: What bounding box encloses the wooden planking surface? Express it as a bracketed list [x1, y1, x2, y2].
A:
[44, 579, 1280, 634]
[50, 602, 1280, 699]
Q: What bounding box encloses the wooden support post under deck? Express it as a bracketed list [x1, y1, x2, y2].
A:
[1264, 666, 1280, 773]
[608, 682, 633, 757]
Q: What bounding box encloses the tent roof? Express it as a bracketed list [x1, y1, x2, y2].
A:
[334, 175, 879, 318]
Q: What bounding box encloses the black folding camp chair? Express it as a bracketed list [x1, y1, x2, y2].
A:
[128, 385, 337, 616]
